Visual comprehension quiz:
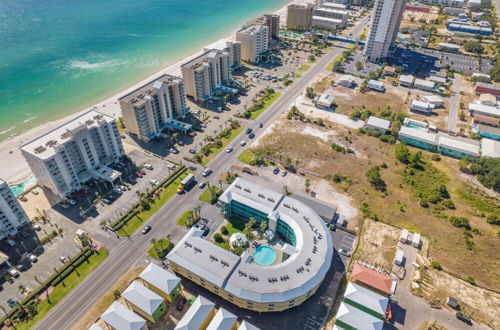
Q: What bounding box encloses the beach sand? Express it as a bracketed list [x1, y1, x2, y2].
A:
[0, 0, 309, 184]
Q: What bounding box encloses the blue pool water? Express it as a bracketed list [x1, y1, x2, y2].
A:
[253, 246, 277, 266]
[9, 176, 37, 196]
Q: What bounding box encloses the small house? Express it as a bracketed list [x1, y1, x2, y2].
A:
[438, 136, 480, 159]
[414, 78, 435, 92]
[394, 249, 404, 266]
[383, 66, 397, 76]
[478, 93, 497, 107]
[139, 263, 181, 302]
[410, 100, 434, 113]
[350, 264, 393, 295]
[475, 82, 500, 97]
[475, 124, 500, 140]
[438, 43, 461, 52]
[101, 301, 147, 330]
[206, 308, 237, 330]
[422, 95, 444, 107]
[337, 75, 355, 88]
[238, 321, 261, 330]
[472, 73, 491, 82]
[343, 282, 389, 319]
[399, 74, 415, 87]
[314, 94, 335, 109]
[469, 103, 500, 118]
[398, 126, 438, 151]
[368, 80, 385, 92]
[412, 233, 421, 248]
[429, 75, 447, 86]
[481, 138, 500, 158]
[175, 296, 216, 330]
[122, 281, 167, 323]
[400, 229, 409, 243]
[365, 116, 391, 134]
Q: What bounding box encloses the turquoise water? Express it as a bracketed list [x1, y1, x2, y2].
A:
[0, 0, 289, 141]
[9, 176, 37, 196]
[253, 246, 276, 265]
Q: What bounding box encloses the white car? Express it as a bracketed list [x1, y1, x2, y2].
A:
[28, 254, 38, 262]
[114, 188, 122, 194]
[6, 239, 16, 247]
[338, 248, 351, 257]
[149, 180, 158, 185]
[8, 268, 19, 278]
[168, 164, 176, 170]
[226, 146, 233, 153]
[144, 164, 153, 170]
[68, 199, 77, 206]
[240, 140, 246, 147]
[202, 168, 212, 177]
[59, 256, 68, 263]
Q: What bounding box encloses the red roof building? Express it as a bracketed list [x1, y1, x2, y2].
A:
[351, 264, 393, 295]
[475, 82, 500, 97]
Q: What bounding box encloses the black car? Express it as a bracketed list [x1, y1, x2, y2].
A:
[141, 225, 152, 234]
[245, 128, 253, 134]
[258, 123, 263, 128]
[456, 313, 472, 325]
[176, 297, 187, 311]
[248, 132, 255, 139]
[273, 167, 280, 175]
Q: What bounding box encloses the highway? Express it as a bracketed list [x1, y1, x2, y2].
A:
[36, 15, 369, 330]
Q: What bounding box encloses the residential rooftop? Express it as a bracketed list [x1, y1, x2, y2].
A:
[121, 281, 164, 316]
[20, 110, 115, 160]
[351, 264, 393, 294]
[101, 301, 146, 330]
[366, 116, 390, 130]
[481, 138, 500, 158]
[139, 263, 180, 295]
[118, 74, 182, 106]
[175, 296, 215, 330]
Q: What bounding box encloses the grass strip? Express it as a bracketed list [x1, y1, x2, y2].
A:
[250, 92, 281, 120]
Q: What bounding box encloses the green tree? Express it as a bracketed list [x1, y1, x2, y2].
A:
[464, 40, 484, 54]
[365, 166, 386, 191]
[395, 144, 411, 164]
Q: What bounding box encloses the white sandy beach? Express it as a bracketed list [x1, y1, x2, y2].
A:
[0, 0, 310, 184]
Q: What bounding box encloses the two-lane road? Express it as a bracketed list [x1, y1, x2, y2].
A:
[36, 16, 370, 330]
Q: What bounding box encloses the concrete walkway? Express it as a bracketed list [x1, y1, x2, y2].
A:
[446, 75, 462, 133]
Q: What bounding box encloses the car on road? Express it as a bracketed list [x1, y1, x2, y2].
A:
[259, 122, 263, 128]
[141, 225, 152, 234]
[59, 256, 68, 263]
[6, 239, 16, 247]
[176, 297, 187, 311]
[189, 149, 196, 154]
[149, 180, 158, 185]
[248, 132, 255, 139]
[28, 254, 38, 262]
[226, 146, 233, 153]
[202, 168, 212, 177]
[338, 248, 350, 257]
[169, 147, 179, 154]
[8, 268, 19, 278]
[456, 313, 472, 325]
[245, 128, 253, 134]
[144, 163, 153, 170]
[240, 140, 246, 146]
[281, 171, 287, 177]
[134, 171, 143, 178]
[198, 182, 206, 189]
[273, 168, 280, 175]
[68, 199, 77, 206]
[194, 223, 209, 236]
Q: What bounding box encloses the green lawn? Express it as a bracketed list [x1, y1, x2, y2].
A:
[198, 186, 223, 204]
[294, 73, 302, 78]
[298, 64, 311, 71]
[17, 248, 108, 330]
[148, 237, 174, 260]
[118, 171, 190, 236]
[200, 127, 244, 165]
[250, 92, 281, 120]
[176, 209, 193, 227]
[237, 150, 256, 165]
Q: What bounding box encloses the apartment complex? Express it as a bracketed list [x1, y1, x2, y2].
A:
[167, 178, 333, 312]
[364, 0, 408, 62]
[203, 40, 242, 70]
[119, 74, 189, 141]
[235, 24, 269, 63]
[20, 111, 124, 201]
[0, 180, 29, 240]
[264, 14, 280, 39]
[181, 49, 232, 102]
[313, 6, 349, 29]
[287, 4, 315, 30]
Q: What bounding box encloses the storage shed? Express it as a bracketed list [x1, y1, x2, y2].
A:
[412, 233, 421, 248]
[400, 229, 409, 243]
[394, 249, 405, 266]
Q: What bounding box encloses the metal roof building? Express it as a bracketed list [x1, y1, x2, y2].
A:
[343, 282, 389, 318]
[206, 308, 237, 330]
[438, 135, 480, 158]
[238, 321, 261, 330]
[398, 126, 438, 149]
[481, 138, 500, 158]
[469, 103, 500, 117]
[175, 296, 215, 330]
[101, 301, 147, 330]
[335, 302, 384, 330]
[139, 263, 181, 297]
[122, 281, 165, 319]
[366, 116, 391, 134]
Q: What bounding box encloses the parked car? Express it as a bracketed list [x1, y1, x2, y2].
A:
[202, 168, 212, 177]
[187, 131, 196, 137]
[176, 297, 187, 311]
[273, 168, 280, 175]
[149, 180, 158, 185]
[169, 147, 179, 154]
[167, 164, 176, 170]
[59, 256, 68, 263]
[18, 195, 27, 202]
[226, 146, 233, 153]
[198, 182, 207, 189]
[15, 264, 24, 271]
[189, 149, 196, 154]
[8, 268, 19, 278]
[114, 188, 122, 194]
[102, 198, 111, 205]
[7, 298, 19, 308]
[281, 171, 287, 177]
[68, 199, 77, 206]
[6, 239, 16, 247]
[213, 116, 220, 119]
[338, 248, 350, 257]
[144, 163, 153, 170]
[134, 171, 143, 178]
[456, 313, 472, 325]
[32, 224, 41, 231]
[245, 128, 253, 134]
[141, 225, 152, 234]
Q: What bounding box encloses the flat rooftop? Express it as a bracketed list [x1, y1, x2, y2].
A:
[119, 74, 182, 106]
[236, 24, 266, 35]
[182, 49, 223, 71]
[20, 110, 115, 160]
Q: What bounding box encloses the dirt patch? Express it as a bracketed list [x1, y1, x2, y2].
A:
[73, 266, 144, 330]
[355, 220, 399, 269]
[405, 92, 449, 130]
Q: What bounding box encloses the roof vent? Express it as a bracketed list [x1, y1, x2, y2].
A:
[267, 198, 274, 202]
[283, 204, 290, 208]
[244, 188, 251, 193]
[258, 194, 265, 198]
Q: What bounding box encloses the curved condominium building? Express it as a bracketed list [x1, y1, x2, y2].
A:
[167, 178, 333, 312]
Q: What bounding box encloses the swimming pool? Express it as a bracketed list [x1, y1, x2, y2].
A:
[9, 176, 37, 196]
[253, 246, 276, 266]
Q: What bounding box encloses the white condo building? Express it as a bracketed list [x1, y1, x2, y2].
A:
[0, 180, 29, 240]
[182, 49, 232, 102]
[119, 74, 190, 141]
[236, 24, 269, 63]
[204, 40, 242, 70]
[364, 0, 408, 62]
[20, 111, 125, 201]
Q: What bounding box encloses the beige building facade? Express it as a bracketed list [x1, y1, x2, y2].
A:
[286, 4, 314, 30]
[236, 24, 269, 63]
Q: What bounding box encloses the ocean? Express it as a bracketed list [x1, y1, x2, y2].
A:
[0, 0, 289, 141]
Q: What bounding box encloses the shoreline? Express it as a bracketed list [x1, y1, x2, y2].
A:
[0, 0, 304, 184]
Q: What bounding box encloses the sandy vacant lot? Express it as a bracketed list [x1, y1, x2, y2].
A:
[355, 219, 400, 270]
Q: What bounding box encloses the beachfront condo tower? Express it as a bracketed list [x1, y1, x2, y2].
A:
[119, 74, 190, 141]
[286, 4, 314, 31]
[0, 180, 29, 240]
[181, 50, 232, 102]
[236, 24, 269, 63]
[364, 0, 407, 62]
[264, 14, 280, 39]
[20, 111, 125, 201]
[203, 40, 242, 70]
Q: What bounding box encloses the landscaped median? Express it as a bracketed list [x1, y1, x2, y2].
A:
[239, 88, 281, 120]
[111, 166, 189, 236]
[2, 247, 107, 330]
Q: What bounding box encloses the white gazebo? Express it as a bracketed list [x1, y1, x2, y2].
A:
[229, 233, 247, 247]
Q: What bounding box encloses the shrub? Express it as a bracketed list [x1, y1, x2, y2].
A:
[431, 154, 441, 161]
[395, 144, 411, 164]
[440, 199, 455, 210]
[365, 166, 386, 191]
[379, 135, 396, 143]
[487, 214, 500, 225]
[449, 216, 470, 229]
[214, 233, 224, 243]
[221, 226, 229, 235]
[466, 276, 475, 285]
[431, 260, 442, 270]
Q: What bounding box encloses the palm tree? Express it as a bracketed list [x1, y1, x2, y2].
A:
[53, 267, 65, 287]
[68, 256, 79, 276]
[1, 305, 17, 330]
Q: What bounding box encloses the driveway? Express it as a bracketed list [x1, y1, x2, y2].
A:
[446, 75, 462, 133]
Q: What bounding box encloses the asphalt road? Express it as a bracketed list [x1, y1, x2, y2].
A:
[35, 16, 370, 330]
[447, 75, 462, 133]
